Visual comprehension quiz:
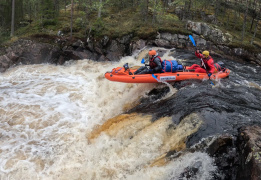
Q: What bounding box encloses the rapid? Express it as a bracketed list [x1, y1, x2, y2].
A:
[0, 48, 260, 180]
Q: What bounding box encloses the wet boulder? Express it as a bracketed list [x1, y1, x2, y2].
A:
[0, 39, 61, 72]
[178, 161, 202, 179]
[131, 39, 146, 53]
[186, 20, 232, 44]
[105, 40, 125, 61]
[237, 126, 261, 180]
[204, 127, 261, 180]
[206, 135, 239, 179]
[154, 32, 188, 48]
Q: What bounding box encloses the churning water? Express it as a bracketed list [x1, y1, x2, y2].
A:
[0, 48, 260, 180]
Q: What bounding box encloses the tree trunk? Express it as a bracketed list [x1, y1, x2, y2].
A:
[70, 0, 74, 40]
[163, 0, 167, 12]
[55, 0, 59, 15]
[11, 0, 15, 37]
[226, 0, 230, 29]
[250, 17, 255, 32]
[146, 0, 149, 22]
[249, 0, 257, 32]
[140, 0, 148, 22]
[214, 0, 220, 24]
[78, 0, 81, 12]
[98, 0, 102, 18]
[188, 0, 192, 19]
[85, 2, 88, 40]
[152, 0, 157, 23]
[251, 2, 261, 44]
[241, 0, 249, 42]
[233, 0, 238, 29]
[29, 1, 32, 23]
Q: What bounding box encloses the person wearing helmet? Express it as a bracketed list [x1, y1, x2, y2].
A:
[134, 50, 162, 75]
[187, 50, 215, 77]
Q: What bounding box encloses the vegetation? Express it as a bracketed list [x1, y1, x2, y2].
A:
[1, 0, 261, 53]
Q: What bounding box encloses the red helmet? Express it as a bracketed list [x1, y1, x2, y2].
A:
[149, 50, 157, 56]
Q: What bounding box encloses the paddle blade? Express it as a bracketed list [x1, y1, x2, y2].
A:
[189, 35, 196, 47]
[152, 74, 158, 81]
[141, 58, 145, 64]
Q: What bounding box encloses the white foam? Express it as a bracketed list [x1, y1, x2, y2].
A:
[126, 152, 217, 180]
[0, 48, 215, 179]
[0, 54, 156, 177]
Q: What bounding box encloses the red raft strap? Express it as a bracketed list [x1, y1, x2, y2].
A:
[163, 60, 167, 73]
[170, 60, 173, 72]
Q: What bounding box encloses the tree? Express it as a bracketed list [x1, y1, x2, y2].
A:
[54, 0, 60, 15]
[251, 1, 261, 44]
[23, 0, 37, 23]
[241, 0, 250, 42]
[249, 0, 257, 31]
[0, 0, 12, 27]
[183, 0, 192, 20]
[140, 0, 149, 22]
[98, 0, 102, 18]
[214, 0, 220, 24]
[152, 0, 164, 23]
[41, 0, 57, 19]
[233, 0, 239, 29]
[70, 0, 74, 39]
[152, 0, 158, 23]
[11, 0, 15, 37]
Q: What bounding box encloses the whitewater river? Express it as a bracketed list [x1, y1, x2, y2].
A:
[0, 48, 260, 180]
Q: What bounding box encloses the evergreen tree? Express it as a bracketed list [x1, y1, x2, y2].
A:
[0, 0, 23, 28]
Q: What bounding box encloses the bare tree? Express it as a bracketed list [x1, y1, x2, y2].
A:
[11, 0, 15, 37]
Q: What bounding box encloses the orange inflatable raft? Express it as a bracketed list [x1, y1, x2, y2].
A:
[105, 66, 230, 83]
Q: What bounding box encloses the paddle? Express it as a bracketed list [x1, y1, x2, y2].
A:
[152, 74, 160, 82]
[141, 58, 160, 82]
[141, 58, 150, 66]
[188, 35, 214, 86]
[189, 35, 196, 48]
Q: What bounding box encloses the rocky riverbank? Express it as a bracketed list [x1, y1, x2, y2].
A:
[0, 21, 261, 73]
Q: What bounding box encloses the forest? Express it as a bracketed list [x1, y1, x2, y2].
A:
[1, 0, 261, 52]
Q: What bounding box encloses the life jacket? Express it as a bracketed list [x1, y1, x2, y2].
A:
[149, 56, 162, 69]
[201, 56, 215, 74]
